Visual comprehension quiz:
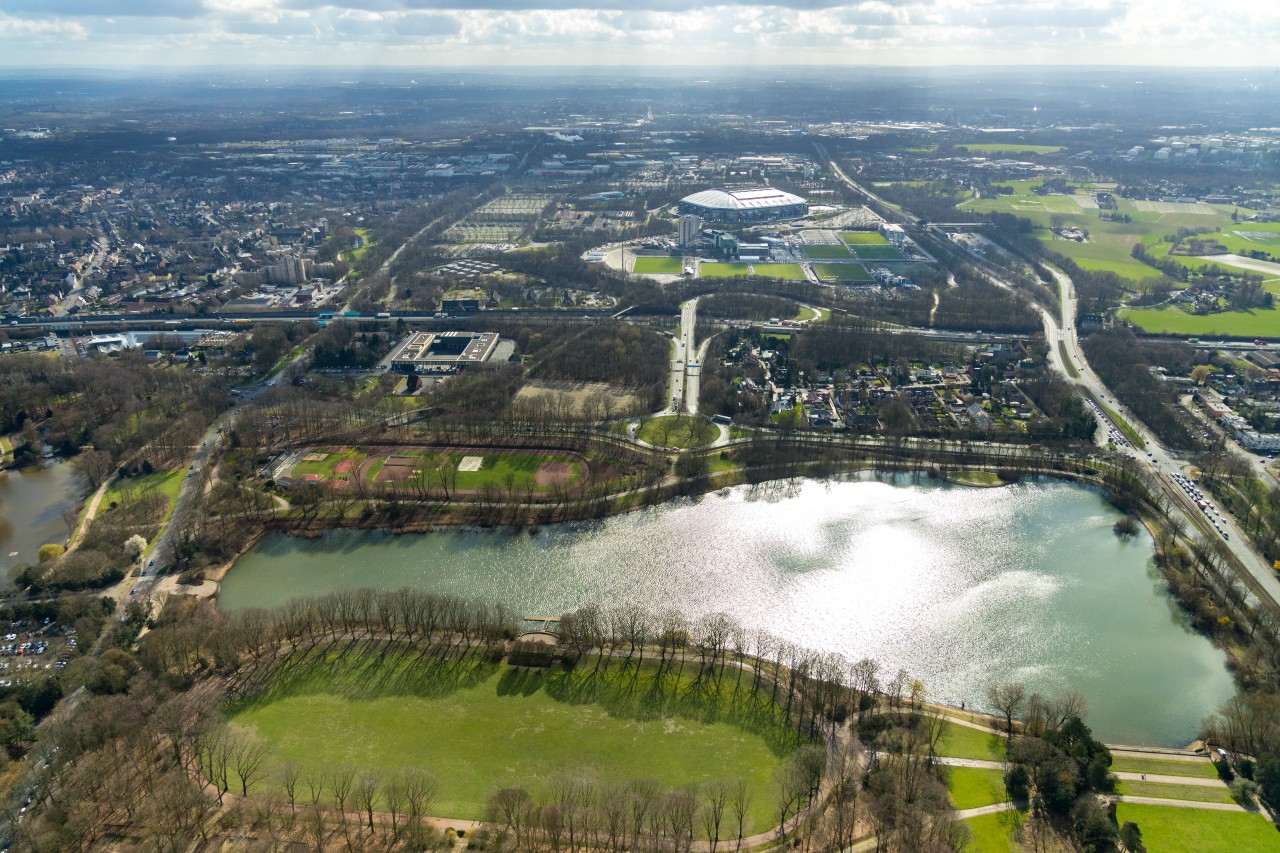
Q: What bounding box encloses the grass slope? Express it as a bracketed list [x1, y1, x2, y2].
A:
[1115, 780, 1235, 804]
[229, 647, 801, 830]
[1114, 803, 1280, 853]
[947, 766, 1007, 810]
[1109, 756, 1219, 779]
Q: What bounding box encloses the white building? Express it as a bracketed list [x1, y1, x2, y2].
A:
[679, 214, 701, 247]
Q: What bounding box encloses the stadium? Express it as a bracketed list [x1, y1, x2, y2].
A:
[676, 187, 808, 224]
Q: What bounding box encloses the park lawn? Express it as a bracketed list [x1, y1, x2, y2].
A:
[851, 245, 905, 261]
[1120, 304, 1280, 339]
[1113, 803, 1280, 853]
[103, 468, 184, 510]
[1115, 780, 1235, 804]
[638, 416, 717, 449]
[947, 767, 1007, 810]
[814, 262, 871, 281]
[1109, 756, 1220, 780]
[803, 244, 853, 260]
[962, 810, 1023, 853]
[936, 721, 1007, 763]
[958, 143, 1065, 156]
[840, 231, 889, 245]
[699, 263, 753, 278]
[229, 653, 797, 833]
[633, 256, 683, 274]
[754, 264, 807, 281]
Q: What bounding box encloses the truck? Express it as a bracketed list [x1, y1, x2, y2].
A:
[376, 312, 391, 319]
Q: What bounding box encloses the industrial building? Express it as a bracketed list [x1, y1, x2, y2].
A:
[389, 331, 500, 373]
[676, 187, 807, 224]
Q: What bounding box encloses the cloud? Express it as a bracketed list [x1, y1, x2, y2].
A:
[3, 0, 207, 17]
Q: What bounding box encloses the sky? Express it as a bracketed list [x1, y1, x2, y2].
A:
[2, 0, 1279, 68]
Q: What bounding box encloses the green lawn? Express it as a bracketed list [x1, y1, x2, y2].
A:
[638, 416, 718, 449]
[840, 231, 889, 245]
[936, 721, 1007, 763]
[947, 470, 1002, 487]
[229, 650, 798, 832]
[813, 262, 871, 281]
[1120, 304, 1280, 339]
[633, 256, 684, 274]
[1109, 756, 1220, 780]
[948, 766, 1007, 810]
[753, 264, 808, 281]
[963, 810, 1024, 853]
[699, 263, 753, 278]
[803, 244, 854, 260]
[451, 453, 576, 492]
[1114, 803, 1280, 853]
[291, 447, 367, 480]
[852, 245, 905, 261]
[1116, 780, 1235, 804]
[957, 143, 1065, 156]
[103, 469, 184, 510]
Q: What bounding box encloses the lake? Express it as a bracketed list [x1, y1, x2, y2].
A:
[219, 474, 1235, 746]
[0, 461, 82, 584]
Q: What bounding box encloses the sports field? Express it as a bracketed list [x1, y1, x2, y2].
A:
[1113, 803, 1280, 853]
[840, 231, 890, 245]
[813, 262, 871, 281]
[852, 245, 905, 261]
[803, 244, 854, 259]
[699, 262, 752, 278]
[633, 256, 683, 274]
[1119, 304, 1280, 338]
[229, 648, 798, 831]
[754, 264, 807, 280]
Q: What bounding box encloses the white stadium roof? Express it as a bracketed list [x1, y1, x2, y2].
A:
[679, 187, 805, 211]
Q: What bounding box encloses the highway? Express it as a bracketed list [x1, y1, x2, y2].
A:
[665, 297, 700, 415]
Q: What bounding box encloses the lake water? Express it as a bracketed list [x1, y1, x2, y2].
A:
[220, 475, 1235, 746]
[0, 461, 82, 584]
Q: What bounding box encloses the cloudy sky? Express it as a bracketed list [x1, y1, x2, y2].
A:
[1, 0, 1278, 68]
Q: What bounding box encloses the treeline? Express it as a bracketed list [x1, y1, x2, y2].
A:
[791, 319, 961, 374]
[698, 292, 800, 321]
[529, 323, 669, 391]
[933, 274, 1042, 334]
[310, 324, 394, 370]
[1081, 328, 1202, 451]
[1020, 372, 1099, 443]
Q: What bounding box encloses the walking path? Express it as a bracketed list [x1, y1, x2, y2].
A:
[65, 473, 114, 552]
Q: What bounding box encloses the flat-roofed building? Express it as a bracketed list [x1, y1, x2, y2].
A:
[389, 331, 500, 374]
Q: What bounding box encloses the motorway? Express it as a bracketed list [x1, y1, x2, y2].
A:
[821, 154, 1280, 610]
[665, 297, 700, 415]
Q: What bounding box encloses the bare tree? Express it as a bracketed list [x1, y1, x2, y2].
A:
[230, 733, 271, 797]
[729, 778, 752, 853]
[701, 781, 729, 853]
[357, 770, 381, 830]
[987, 682, 1027, 737]
[328, 765, 357, 817]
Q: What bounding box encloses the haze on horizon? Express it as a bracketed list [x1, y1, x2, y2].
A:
[1, 0, 1279, 70]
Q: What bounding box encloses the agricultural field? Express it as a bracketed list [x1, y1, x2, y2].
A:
[632, 256, 683, 274]
[803, 244, 854, 259]
[228, 648, 800, 831]
[839, 231, 890, 245]
[1113, 803, 1280, 853]
[1119, 304, 1280, 338]
[814, 262, 871, 281]
[959, 183, 1241, 282]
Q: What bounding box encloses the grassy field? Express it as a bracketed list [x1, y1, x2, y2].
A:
[1119, 304, 1280, 338]
[851, 245, 905, 261]
[292, 447, 368, 481]
[947, 767, 1007, 810]
[633, 256, 684, 274]
[958, 143, 1065, 156]
[962, 810, 1023, 853]
[103, 469, 184, 509]
[839, 231, 889, 245]
[1115, 780, 1235, 804]
[1113, 803, 1280, 853]
[947, 470, 1002, 487]
[813, 262, 871, 281]
[229, 648, 799, 831]
[936, 721, 1007, 763]
[1109, 756, 1220, 779]
[638, 416, 717, 448]
[451, 453, 577, 492]
[803, 244, 854, 259]
[699, 263, 753, 278]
